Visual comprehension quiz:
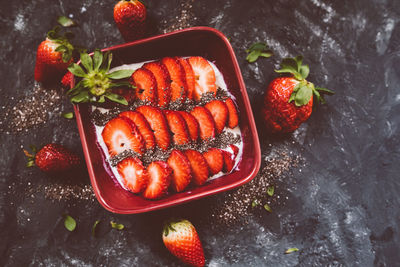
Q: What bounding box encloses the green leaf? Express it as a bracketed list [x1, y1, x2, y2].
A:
[98, 95, 105, 103]
[246, 42, 272, 63]
[80, 53, 93, 72]
[62, 50, 72, 63]
[316, 87, 334, 95]
[92, 220, 100, 237]
[70, 91, 89, 103]
[294, 55, 303, 70]
[294, 86, 312, 106]
[267, 186, 275, 197]
[107, 69, 134, 79]
[55, 45, 67, 53]
[68, 63, 87, 78]
[29, 145, 37, 153]
[62, 112, 74, 119]
[248, 42, 267, 51]
[26, 160, 35, 167]
[109, 81, 134, 88]
[102, 51, 112, 72]
[110, 221, 124, 230]
[299, 65, 309, 79]
[260, 52, 273, 58]
[93, 50, 103, 71]
[285, 248, 299, 254]
[64, 215, 76, 231]
[251, 199, 260, 208]
[246, 50, 261, 63]
[105, 92, 128, 105]
[263, 203, 272, 212]
[57, 16, 77, 27]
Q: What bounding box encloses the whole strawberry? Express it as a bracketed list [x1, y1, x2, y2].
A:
[24, 144, 81, 173]
[114, 0, 147, 42]
[34, 27, 74, 85]
[262, 56, 334, 133]
[162, 219, 205, 267]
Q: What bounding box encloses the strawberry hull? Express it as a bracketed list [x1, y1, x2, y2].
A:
[73, 27, 260, 214]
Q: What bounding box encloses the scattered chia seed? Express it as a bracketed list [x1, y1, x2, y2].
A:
[160, 0, 197, 34]
[25, 183, 96, 202]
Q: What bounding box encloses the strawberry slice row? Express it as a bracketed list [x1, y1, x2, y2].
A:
[116, 144, 240, 199]
[125, 56, 218, 107]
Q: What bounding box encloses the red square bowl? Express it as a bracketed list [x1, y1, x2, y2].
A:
[73, 27, 261, 214]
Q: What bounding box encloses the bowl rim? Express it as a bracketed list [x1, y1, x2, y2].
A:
[73, 26, 261, 214]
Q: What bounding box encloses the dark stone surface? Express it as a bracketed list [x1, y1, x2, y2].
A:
[1, 0, 400, 266]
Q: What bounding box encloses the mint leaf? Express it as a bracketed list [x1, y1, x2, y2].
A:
[110, 221, 124, 230]
[246, 50, 261, 63]
[64, 215, 76, 231]
[264, 203, 272, 212]
[267, 186, 274, 197]
[285, 248, 299, 254]
[62, 112, 74, 119]
[57, 16, 77, 27]
[246, 42, 272, 63]
[92, 220, 100, 237]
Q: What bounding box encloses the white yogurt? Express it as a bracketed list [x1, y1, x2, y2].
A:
[93, 59, 243, 189]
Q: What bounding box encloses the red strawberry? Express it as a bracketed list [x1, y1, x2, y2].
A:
[225, 98, 239, 128]
[101, 116, 145, 156]
[184, 150, 209, 186]
[117, 157, 148, 193]
[263, 56, 334, 133]
[161, 57, 187, 103]
[112, 87, 136, 103]
[119, 111, 156, 150]
[35, 29, 74, 85]
[143, 161, 172, 199]
[167, 150, 192, 192]
[229, 144, 239, 158]
[61, 71, 73, 88]
[222, 150, 235, 173]
[164, 110, 191, 146]
[178, 111, 199, 142]
[202, 148, 224, 175]
[162, 219, 205, 267]
[24, 144, 80, 173]
[204, 100, 228, 134]
[136, 105, 171, 150]
[177, 57, 195, 99]
[113, 0, 147, 42]
[187, 56, 216, 101]
[131, 68, 157, 105]
[143, 61, 171, 108]
[190, 107, 216, 141]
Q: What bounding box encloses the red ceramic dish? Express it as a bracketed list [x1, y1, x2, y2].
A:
[73, 27, 261, 214]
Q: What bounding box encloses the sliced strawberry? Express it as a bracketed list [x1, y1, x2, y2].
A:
[187, 56, 217, 101]
[117, 157, 149, 193]
[203, 148, 224, 175]
[167, 150, 192, 192]
[177, 57, 195, 99]
[230, 144, 239, 158]
[143, 161, 172, 199]
[143, 61, 171, 108]
[131, 68, 158, 105]
[178, 111, 199, 142]
[225, 97, 239, 128]
[184, 149, 209, 186]
[204, 100, 229, 134]
[136, 105, 171, 150]
[161, 57, 187, 103]
[164, 110, 191, 146]
[119, 111, 156, 150]
[222, 150, 235, 173]
[102, 117, 145, 156]
[190, 106, 216, 141]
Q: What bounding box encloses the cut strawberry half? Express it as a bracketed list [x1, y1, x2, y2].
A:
[204, 100, 229, 134]
[131, 68, 158, 105]
[184, 149, 209, 186]
[136, 105, 171, 150]
[143, 161, 172, 199]
[119, 111, 156, 150]
[167, 150, 192, 192]
[177, 57, 195, 100]
[102, 116, 145, 156]
[222, 150, 235, 173]
[178, 111, 199, 142]
[225, 97, 239, 128]
[190, 106, 216, 141]
[164, 110, 191, 146]
[203, 148, 224, 175]
[161, 57, 187, 103]
[143, 61, 171, 108]
[187, 56, 217, 101]
[117, 157, 149, 193]
[230, 144, 239, 158]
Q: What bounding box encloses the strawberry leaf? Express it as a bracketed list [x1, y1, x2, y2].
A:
[294, 86, 312, 106]
[71, 91, 89, 103]
[93, 50, 103, 71]
[57, 16, 77, 27]
[316, 87, 334, 95]
[105, 92, 128, 105]
[68, 63, 86, 78]
[299, 65, 309, 79]
[80, 53, 93, 72]
[107, 69, 134, 79]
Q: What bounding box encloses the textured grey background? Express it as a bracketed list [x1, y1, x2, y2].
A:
[1, 0, 399, 266]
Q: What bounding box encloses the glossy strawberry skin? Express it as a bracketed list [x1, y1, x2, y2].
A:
[35, 144, 80, 173]
[262, 77, 312, 133]
[114, 0, 147, 42]
[61, 71, 73, 88]
[35, 39, 73, 85]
